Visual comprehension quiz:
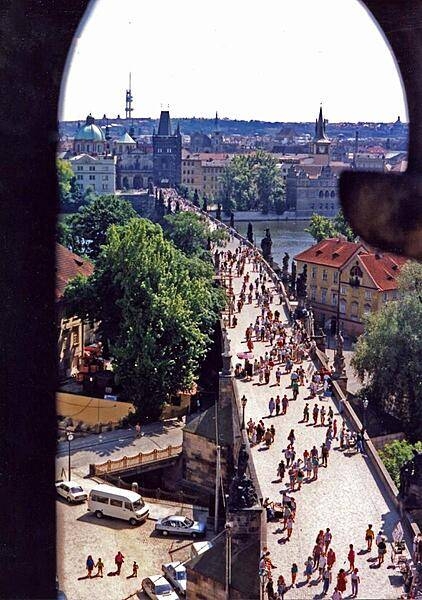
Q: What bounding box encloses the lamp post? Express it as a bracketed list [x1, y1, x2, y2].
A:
[241, 395, 247, 430]
[362, 397, 369, 433]
[66, 432, 74, 480]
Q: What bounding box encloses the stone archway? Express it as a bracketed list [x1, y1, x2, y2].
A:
[133, 175, 142, 189]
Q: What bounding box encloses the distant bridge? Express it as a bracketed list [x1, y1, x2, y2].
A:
[89, 443, 182, 477]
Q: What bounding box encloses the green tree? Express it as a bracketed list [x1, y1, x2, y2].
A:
[378, 439, 422, 487]
[163, 211, 210, 258]
[57, 158, 73, 205]
[220, 152, 284, 214]
[306, 210, 356, 243]
[64, 218, 225, 420]
[63, 195, 137, 259]
[351, 261, 422, 435]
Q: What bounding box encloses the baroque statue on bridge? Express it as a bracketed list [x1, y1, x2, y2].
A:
[261, 228, 272, 261]
[228, 466, 258, 511]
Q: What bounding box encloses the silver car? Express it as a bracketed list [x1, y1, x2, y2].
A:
[162, 561, 187, 596]
[142, 575, 179, 600]
[155, 515, 206, 538]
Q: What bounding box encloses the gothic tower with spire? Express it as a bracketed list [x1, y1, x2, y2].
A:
[152, 110, 182, 187]
[313, 105, 331, 165]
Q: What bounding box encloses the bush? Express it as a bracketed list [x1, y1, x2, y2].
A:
[378, 439, 422, 487]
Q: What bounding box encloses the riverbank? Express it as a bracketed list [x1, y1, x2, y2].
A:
[215, 209, 306, 222]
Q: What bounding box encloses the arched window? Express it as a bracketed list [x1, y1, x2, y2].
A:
[319, 190, 324, 198]
[351, 301, 359, 318]
[350, 265, 363, 278]
[364, 303, 371, 315]
[340, 299, 346, 314]
[325, 190, 330, 198]
[331, 190, 335, 198]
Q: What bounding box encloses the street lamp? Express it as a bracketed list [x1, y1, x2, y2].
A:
[241, 395, 248, 430]
[362, 397, 369, 432]
[66, 432, 74, 480]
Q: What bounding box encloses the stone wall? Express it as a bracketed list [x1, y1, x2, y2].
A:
[183, 430, 232, 494]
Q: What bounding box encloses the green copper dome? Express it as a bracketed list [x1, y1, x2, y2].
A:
[75, 114, 105, 142]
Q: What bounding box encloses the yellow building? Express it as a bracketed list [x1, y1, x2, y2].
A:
[181, 151, 231, 199]
[294, 238, 407, 337]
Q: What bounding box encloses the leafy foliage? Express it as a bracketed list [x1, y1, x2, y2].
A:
[64, 218, 225, 420]
[378, 439, 422, 487]
[306, 210, 356, 242]
[59, 195, 137, 259]
[220, 151, 285, 214]
[352, 262, 422, 434]
[57, 158, 86, 212]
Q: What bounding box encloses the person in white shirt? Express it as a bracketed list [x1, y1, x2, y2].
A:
[376, 531, 383, 546]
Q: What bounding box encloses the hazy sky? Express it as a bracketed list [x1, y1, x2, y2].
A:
[60, 0, 408, 123]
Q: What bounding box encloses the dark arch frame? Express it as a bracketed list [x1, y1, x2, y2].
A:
[0, 2, 421, 597]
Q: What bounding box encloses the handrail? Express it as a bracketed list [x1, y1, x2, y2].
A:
[91, 443, 183, 476]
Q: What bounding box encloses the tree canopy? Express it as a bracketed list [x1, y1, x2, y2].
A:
[351, 261, 422, 436]
[58, 194, 137, 259]
[64, 218, 225, 420]
[57, 158, 87, 213]
[220, 151, 285, 214]
[306, 210, 356, 243]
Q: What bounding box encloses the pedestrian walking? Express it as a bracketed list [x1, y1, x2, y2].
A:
[336, 569, 347, 593]
[333, 419, 338, 439]
[270, 424, 276, 441]
[86, 555, 94, 578]
[291, 563, 298, 588]
[264, 428, 273, 448]
[287, 429, 295, 445]
[275, 395, 281, 416]
[264, 365, 270, 384]
[327, 548, 336, 570]
[277, 574, 287, 600]
[331, 587, 343, 600]
[305, 457, 312, 480]
[303, 403, 310, 422]
[313, 543, 322, 569]
[305, 557, 313, 584]
[281, 394, 289, 415]
[350, 568, 360, 597]
[313, 404, 319, 425]
[95, 557, 104, 578]
[275, 367, 282, 386]
[321, 443, 329, 467]
[320, 406, 326, 426]
[266, 575, 276, 600]
[328, 406, 334, 420]
[292, 380, 299, 401]
[356, 430, 364, 454]
[284, 446, 293, 467]
[297, 467, 304, 490]
[365, 524, 375, 551]
[269, 397, 275, 417]
[277, 460, 285, 482]
[312, 455, 319, 480]
[347, 544, 355, 571]
[377, 536, 387, 566]
[131, 561, 139, 577]
[318, 553, 327, 579]
[115, 551, 125, 575]
[286, 516, 293, 540]
[322, 567, 332, 595]
[324, 529, 332, 552]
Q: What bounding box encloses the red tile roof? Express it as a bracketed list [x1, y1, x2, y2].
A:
[294, 238, 362, 268]
[358, 252, 407, 291]
[56, 243, 94, 301]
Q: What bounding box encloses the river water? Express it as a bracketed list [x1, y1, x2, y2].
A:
[235, 220, 313, 265]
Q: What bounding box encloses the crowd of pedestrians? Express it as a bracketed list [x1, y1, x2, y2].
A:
[83, 551, 138, 580]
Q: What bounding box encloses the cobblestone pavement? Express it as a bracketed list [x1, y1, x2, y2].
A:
[224, 239, 409, 600]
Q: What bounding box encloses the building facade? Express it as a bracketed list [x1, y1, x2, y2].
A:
[294, 238, 407, 337]
[181, 152, 231, 199]
[152, 110, 182, 187]
[70, 153, 117, 195]
[56, 244, 96, 379]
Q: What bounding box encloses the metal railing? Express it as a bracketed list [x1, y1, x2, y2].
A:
[91, 443, 183, 476]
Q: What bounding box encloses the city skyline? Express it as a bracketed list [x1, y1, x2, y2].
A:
[60, 0, 408, 124]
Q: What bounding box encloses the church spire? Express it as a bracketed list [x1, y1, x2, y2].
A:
[314, 104, 328, 141]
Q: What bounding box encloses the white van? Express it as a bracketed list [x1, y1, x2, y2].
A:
[87, 484, 149, 526]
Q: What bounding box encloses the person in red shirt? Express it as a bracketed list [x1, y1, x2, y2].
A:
[115, 551, 125, 575]
[336, 568, 347, 593]
[327, 547, 336, 570]
[347, 544, 355, 571]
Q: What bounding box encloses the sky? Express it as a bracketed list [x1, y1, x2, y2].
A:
[60, 0, 408, 123]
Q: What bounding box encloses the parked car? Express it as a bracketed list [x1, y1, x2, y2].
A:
[162, 561, 187, 596]
[142, 575, 179, 600]
[55, 480, 87, 503]
[155, 514, 206, 537]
